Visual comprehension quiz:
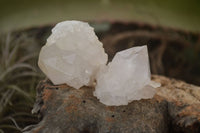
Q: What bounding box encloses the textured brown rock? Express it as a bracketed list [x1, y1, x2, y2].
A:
[23, 75, 200, 133]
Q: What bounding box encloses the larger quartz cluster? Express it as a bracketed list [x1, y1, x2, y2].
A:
[38, 21, 108, 89]
[38, 20, 159, 106]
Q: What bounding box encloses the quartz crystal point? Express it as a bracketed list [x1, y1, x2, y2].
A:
[38, 20, 108, 89]
[94, 45, 156, 106]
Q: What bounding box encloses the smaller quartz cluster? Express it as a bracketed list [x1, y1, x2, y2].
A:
[38, 20, 160, 106]
[94, 46, 155, 105]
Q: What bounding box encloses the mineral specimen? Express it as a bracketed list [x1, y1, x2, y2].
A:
[38, 20, 108, 89]
[38, 20, 158, 106]
[94, 46, 156, 106]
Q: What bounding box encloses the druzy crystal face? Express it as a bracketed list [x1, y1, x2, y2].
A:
[94, 46, 154, 106]
[38, 21, 108, 89]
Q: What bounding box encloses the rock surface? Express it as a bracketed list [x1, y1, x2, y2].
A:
[23, 75, 200, 133]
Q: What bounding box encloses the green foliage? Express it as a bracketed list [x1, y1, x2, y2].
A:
[0, 33, 44, 132]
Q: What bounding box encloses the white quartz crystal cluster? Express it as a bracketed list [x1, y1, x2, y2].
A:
[38, 20, 159, 106]
[38, 21, 108, 89]
[94, 46, 155, 105]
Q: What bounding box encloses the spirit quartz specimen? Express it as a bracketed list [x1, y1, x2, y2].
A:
[38, 20, 159, 106]
[38, 21, 108, 89]
[94, 46, 157, 106]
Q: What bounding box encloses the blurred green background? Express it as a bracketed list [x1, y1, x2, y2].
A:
[0, 0, 200, 33]
[0, 0, 200, 133]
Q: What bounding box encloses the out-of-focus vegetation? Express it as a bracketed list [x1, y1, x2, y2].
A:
[0, 33, 44, 133]
[0, 0, 200, 33]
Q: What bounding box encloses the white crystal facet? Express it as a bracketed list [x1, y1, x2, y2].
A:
[38, 20, 108, 89]
[94, 45, 155, 106]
